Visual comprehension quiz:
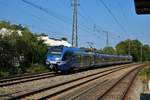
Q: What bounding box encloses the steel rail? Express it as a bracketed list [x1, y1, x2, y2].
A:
[7, 63, 138, 100]
[121, 67, 143, 100]
[97, 64, 145, 100]
[0, 73, 57, 87]
[0, 72, 53, 83]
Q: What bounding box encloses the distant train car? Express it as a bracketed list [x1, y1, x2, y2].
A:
[45, 46, 132, 73]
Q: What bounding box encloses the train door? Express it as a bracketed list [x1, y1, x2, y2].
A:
[80, 54, 84, 68]
[72, 52, 81, 68]
[91, 54, 95, 65]
[83, 54, 91, 67]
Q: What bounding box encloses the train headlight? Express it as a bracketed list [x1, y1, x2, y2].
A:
[55, 58, 60, 60]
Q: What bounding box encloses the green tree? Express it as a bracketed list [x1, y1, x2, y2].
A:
[0, 21, 11, 29]
[142, 45, 150, 61]
[97, 49, 103, 54]
[61, 37, 68, 41]
[103, 46, 116, 54]
[131, 39, 142, 61]
[0, 21, 47, 76]
[116, 40, 130, 55]
[116, 39, 142, 62]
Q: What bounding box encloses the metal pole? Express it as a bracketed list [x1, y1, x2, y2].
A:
[107, 32, 109, 47]
[128, 40, 131, 55]
[72, 0, 78, 47]
[141, 44, 143, 62]
[103, 31, 109, 47]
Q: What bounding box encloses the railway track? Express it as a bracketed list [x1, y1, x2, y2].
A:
[0, 71, 54, 83]
[69, 64, 144, 100]
[4, 63, 141, 100]
[97, 64, 143, 100]
[0, 71, 50, 80]
[0, 63, 135, 87]
[0, 72, 57, 87]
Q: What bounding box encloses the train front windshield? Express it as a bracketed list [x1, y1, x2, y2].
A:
[49, 47, 63, 57]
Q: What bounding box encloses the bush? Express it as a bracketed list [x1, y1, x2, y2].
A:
[139, 64, 150, 82]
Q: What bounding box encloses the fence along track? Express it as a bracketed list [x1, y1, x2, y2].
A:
[7, 63, 138, 100]
[97, 64, 145, 100]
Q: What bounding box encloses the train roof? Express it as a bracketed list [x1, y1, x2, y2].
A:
[98, 54, 132, 58]
[48, 46, 132, 58]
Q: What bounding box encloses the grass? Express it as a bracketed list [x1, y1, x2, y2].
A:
[138, 63, 150, 82]
[0, 64, 48, 77]
[27, 64, 48, 73]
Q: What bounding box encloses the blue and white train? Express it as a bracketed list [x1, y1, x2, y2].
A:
[45, 46, 132, 73]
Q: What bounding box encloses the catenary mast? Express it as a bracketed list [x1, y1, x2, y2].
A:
[72, 0, 78, 47]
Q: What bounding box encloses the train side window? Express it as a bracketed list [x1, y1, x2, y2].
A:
[73, 53, 81, 62]
[83, 54, 91, 63]
[62, 51, 73, 61]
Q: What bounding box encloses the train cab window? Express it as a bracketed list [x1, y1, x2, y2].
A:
[49, 46, 63, 56]
[62, 51, 73, 61]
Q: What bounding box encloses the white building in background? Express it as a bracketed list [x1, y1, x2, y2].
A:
[38, 35, 72, 47]
[0, 27, 71, 47]
[0, 28, 22, 36]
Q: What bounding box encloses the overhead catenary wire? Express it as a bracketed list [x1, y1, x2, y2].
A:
[22, 0, 98, 40]
[115, 0, 132, 39]
[79, 6, 103, 31]
[77, 9, 106, 40]
[98, 0, 127, 34]
[78, 1, 120, 41]
[78, 4, 120, 42]
[1, 0, 125, 48]
[60, 0, 106, 41]
[115, 0, 129, 27]
[0, 1, 63, 35]
[20, 0, 75, 37]
[22, 2, 74, 36]
[22, 0, 71, 25]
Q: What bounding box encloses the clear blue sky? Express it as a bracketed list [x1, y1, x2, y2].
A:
[0, 0, 150, 49]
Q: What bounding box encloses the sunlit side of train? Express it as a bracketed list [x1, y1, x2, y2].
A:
[45, 46, 132, 73]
